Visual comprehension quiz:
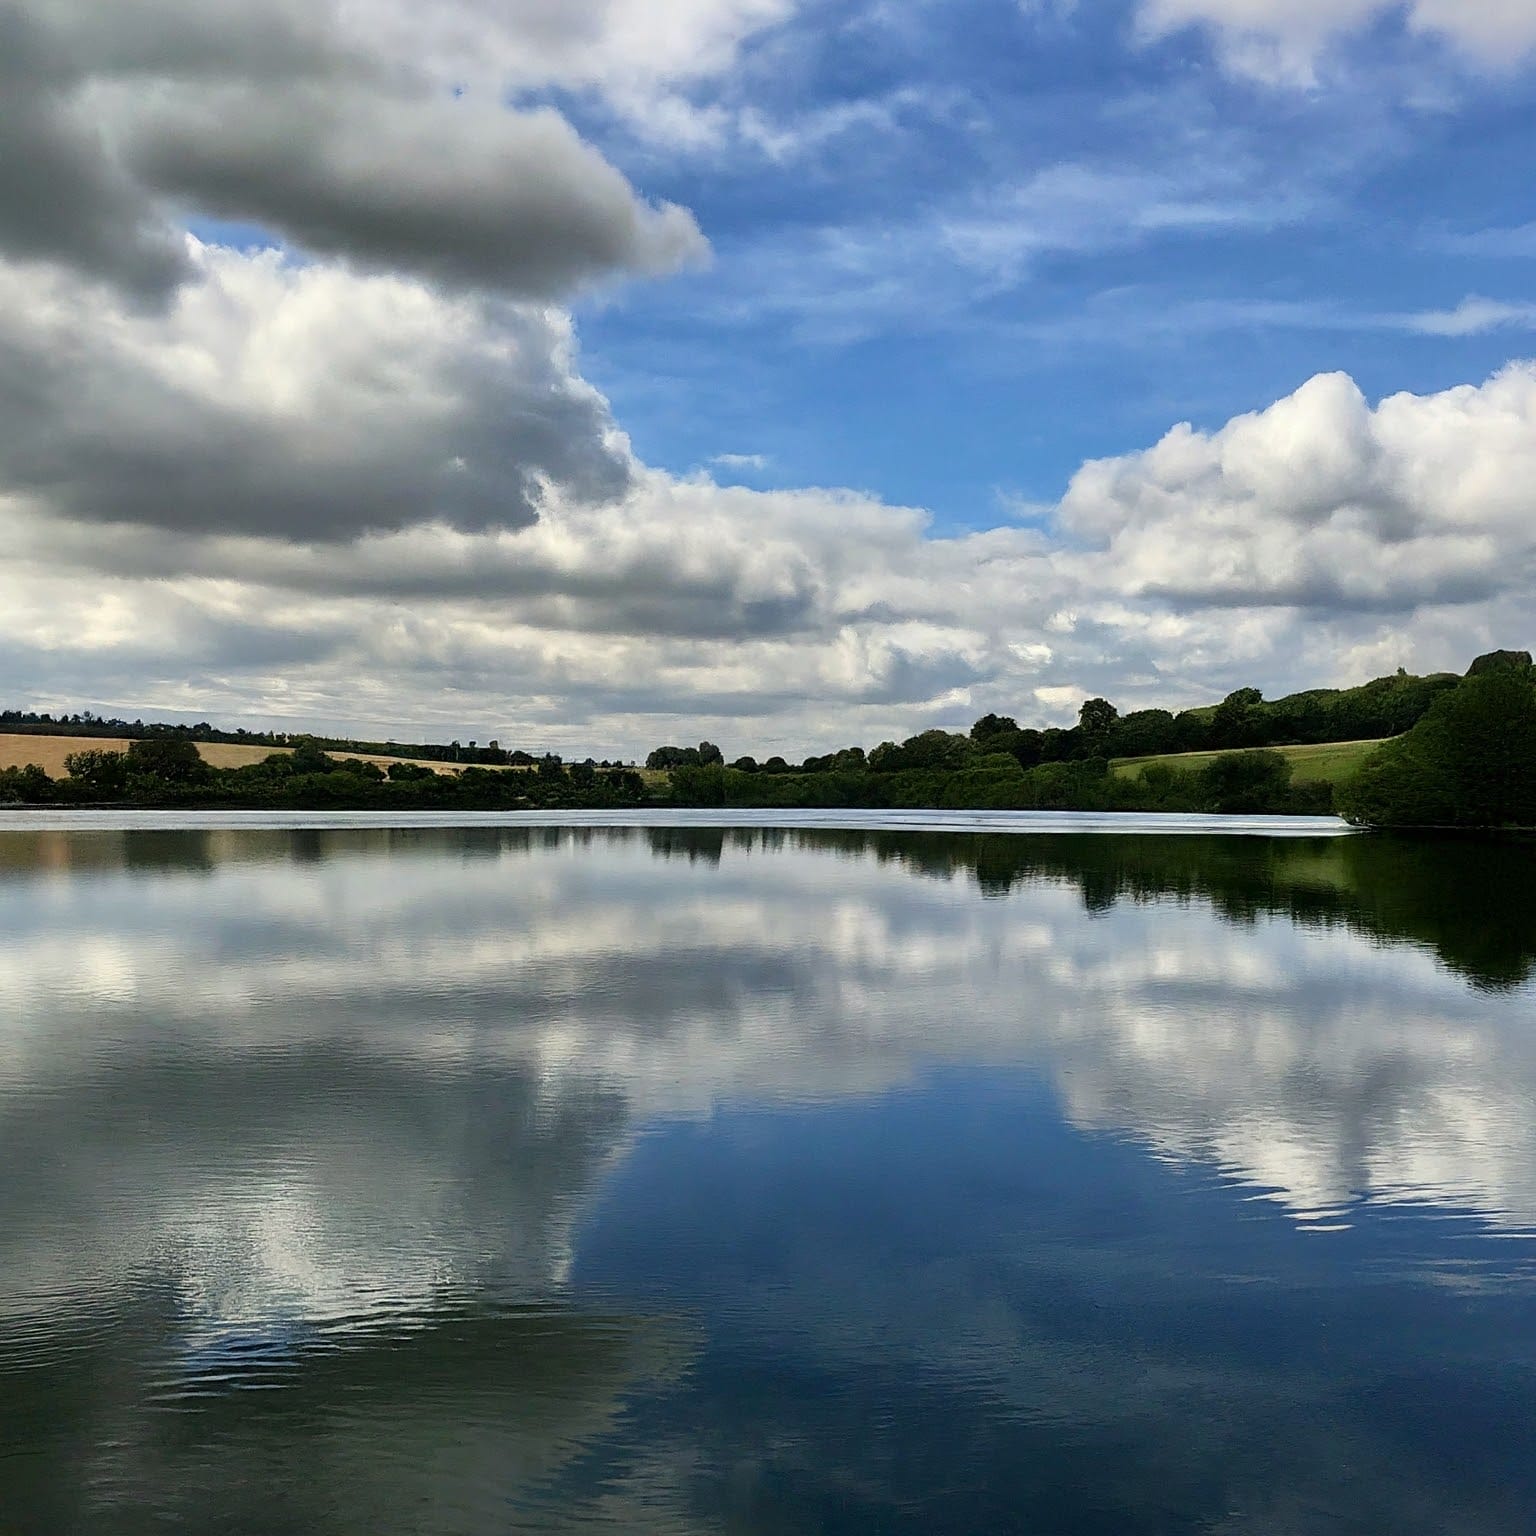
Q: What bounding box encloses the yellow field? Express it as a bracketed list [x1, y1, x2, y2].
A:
[0, 735, 470, 778]
[1112, 738, 1385, 785]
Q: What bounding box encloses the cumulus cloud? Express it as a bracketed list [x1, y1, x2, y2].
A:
[292, 0, 793, 102]
[1138, 0, 1536, 83]
[1056, 366, 1536, 614]
[4, 243, 1536, 750]
[0, 244, 628, 539]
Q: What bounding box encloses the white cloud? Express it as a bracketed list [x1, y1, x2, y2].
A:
[4, 5, 1532, 757]
[1056, 365, 1536, 614]
[1138, 0, 1536, 83]
[696, 145, 1321, 346]
[939, 163, 1301, 285]
[1403, 296, 1536, 337]
[4, 235, 1534, 755]
[33, 0, 794, 108]
[1439, 221, 1536, 258]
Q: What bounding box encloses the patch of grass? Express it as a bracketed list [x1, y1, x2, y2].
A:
[1112, 738, 1385, 785]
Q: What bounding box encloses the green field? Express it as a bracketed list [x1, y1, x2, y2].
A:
[1112, 738, 1386, 785]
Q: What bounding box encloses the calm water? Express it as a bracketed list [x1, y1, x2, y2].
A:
[2, 819, 1534, 1534]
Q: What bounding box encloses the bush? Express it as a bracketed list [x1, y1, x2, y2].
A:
[0, 764, 54, 803]
[1197, 751, 1293, 814]
[671, 763, 725, 805]
[65, 749, 131, 795]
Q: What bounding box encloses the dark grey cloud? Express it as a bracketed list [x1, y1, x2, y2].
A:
[33, 0, 346, 81]
[115, 88, 707, 299]
[0, 2, 706, 303]
[0, 7, 186, 297]
[0, 251, 629, 539]
[25, 531, 829, 640]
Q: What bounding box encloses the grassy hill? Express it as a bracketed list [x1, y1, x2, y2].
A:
[0, 734, 471, 779]
[1112, 738, 1383, 786]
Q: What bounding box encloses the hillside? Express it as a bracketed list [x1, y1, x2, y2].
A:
[1113, 739, 1382, 786]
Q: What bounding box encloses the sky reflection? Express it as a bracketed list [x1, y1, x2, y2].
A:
[1, 826, 1533, 1533]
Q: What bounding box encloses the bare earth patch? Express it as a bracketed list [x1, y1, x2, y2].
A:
[0, 735, 472, 778]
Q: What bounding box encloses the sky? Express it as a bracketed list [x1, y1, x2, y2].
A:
[2, 0, 1535, 757]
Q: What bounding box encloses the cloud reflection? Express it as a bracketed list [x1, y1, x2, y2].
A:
[1, 824, 1533, 1530]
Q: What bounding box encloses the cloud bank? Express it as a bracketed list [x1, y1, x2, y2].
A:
[1, 0, 1533, 752]
[4, 234, 1533, 751]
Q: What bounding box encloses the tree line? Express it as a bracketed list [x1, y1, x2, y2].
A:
[0, 739, 649, 811]
[641, 652, 1533, 827]
[646, 664, 1462, 783]
[5, 651, 1530, 826]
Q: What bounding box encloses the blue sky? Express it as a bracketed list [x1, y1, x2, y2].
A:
[2, 0, 1535, 751]
[568, 0, 1536, 530]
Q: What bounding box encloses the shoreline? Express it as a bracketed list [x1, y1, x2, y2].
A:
[0, 807, 1354, 837]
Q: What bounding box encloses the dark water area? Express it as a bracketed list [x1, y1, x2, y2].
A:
[1, 822, 1533, 1534]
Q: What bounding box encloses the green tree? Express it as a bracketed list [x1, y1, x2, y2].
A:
[0, 764, 54, 803]
[672, 762, 726, 805]
[127, 737, 208, 784]
[1078, 698, 1119, 754]
[64, 749, 130, 796]
[1107, 709, 1176, 759]
[647, 745, 700, 770]
[868, 730, 974, 773]
[970, 713, 1019, 744]
[1210, 688, 1266, 749]
[1340, 664, 1536, 828]
[1006, 728, 1045, 769]
[286, 738, 336, 775]
[1467, 648, 1533, 677]
[1198, 750, 1293, 814]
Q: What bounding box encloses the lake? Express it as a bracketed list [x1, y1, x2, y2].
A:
[2, 815, 1533, 1534]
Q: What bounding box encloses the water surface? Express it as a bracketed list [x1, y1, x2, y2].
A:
[2, 822, 1533, 1533]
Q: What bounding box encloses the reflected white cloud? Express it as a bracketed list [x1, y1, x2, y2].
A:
[1, 828, 1532, 1341]
[2, 827, 1533, 1534]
